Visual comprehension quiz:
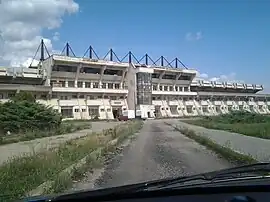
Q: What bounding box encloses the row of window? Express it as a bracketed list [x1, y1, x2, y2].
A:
[55, 94, 125, 100]
[150, 73, 192, 80]
[73, 108, 111, 113]
[0, 92, 269, 102]
[51, 80, 188, 92]
[0, 93, 125, 100]
[61, 107, 113, 118]
[51, 80, 127, 89]
[152, 85, 189, 92]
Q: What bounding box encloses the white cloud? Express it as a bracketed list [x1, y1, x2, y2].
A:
[185, 31, 203, 41]
[52, 32, 60, 41]
[21, 58, 40, 68]
[200, 73, 208, 79]
[196, 72, 245, 83]
[0, 0, 79, 67]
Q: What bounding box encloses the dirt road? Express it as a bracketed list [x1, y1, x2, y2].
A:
[76, 120, 232, 189]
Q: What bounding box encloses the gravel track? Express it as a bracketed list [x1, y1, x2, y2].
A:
[81, 120, 232, 189]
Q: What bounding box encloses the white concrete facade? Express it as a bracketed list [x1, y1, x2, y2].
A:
[0, 55, 269, 120]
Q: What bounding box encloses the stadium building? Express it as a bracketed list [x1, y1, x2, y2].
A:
[0, 40, 269, 120]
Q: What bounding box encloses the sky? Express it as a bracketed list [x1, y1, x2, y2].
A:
[0, 0, 270, 92]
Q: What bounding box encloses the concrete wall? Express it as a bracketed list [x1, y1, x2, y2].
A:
[126, 63, 137, 110]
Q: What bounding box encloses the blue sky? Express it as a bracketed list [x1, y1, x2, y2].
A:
[45, 0, 270, 91]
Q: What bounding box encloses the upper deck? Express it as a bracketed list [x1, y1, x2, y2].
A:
[191, 79, 264, 93]
[44, 55, 129, 83]
[0, 66, 46, 85]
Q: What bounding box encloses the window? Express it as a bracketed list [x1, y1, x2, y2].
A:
[72, 94, 77, 99]
[61, 107, 73, 118]
[40, 94, 47, 99]
[93, 82, 99, 88]
[169, 86, 173, 91]
[53, 65, 77, 72]
[115, 84, 120, 89]
[85, 82, 91, 88]
[104, 95, 108, 99]
[60, 96, 68, 100]
[163, 74, 176, 80]
[68, 81, 75, 87]
[108, 83, 113, 89]
[100, 108, 105, 112]
[164, 86, 168, 91]
[60, 81, 65, 87]
[97, 95, 102, 99]
[88, 107, 99, 117]
[153, 85, 157, 91]
[77, 81, 83, 88]
[120, 96, 124, 99]
[87, 95, 94, 100]
[121, 82, 125, 89]
[74, 108, 79, 112]
[107, 108, 111, 112]
[123, 82, 128, 89]
[159, 85, 162, 91]
[102, 83, 106, 89]
[79, 95, 84, 99]
[82, 108, 86, 112]
[52, 93, 57, 99]
[179, 75, 191, 80]
[111, 96, 116, 100]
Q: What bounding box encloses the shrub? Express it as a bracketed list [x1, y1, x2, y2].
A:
[0, 92, 62, 134]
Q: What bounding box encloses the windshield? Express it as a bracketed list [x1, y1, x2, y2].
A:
[0, 0, 269, 201]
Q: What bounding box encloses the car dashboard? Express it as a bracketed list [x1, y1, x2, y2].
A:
[27, 178, 269, 202]
[123, 193, 263, 202]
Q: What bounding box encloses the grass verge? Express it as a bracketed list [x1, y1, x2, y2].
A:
[183, 119, 270, 139]
[165, 122, 258, 166]
[0, 120, 92, 145]
[45, 120, 143, 195]
[0, 120, 143, 202]
[182, 111, 270, 139]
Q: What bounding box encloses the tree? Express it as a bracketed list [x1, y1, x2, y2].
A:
[0, 92, 62, 134]
[11, 91, 36, 103]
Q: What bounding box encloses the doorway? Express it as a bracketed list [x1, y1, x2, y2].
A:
[147, 111, 150, 118]
[112, 109, 119, 119]
[112, 107, 122, 119]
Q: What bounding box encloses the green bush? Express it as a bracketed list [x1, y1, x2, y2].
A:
[0, 92, 62, 134]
